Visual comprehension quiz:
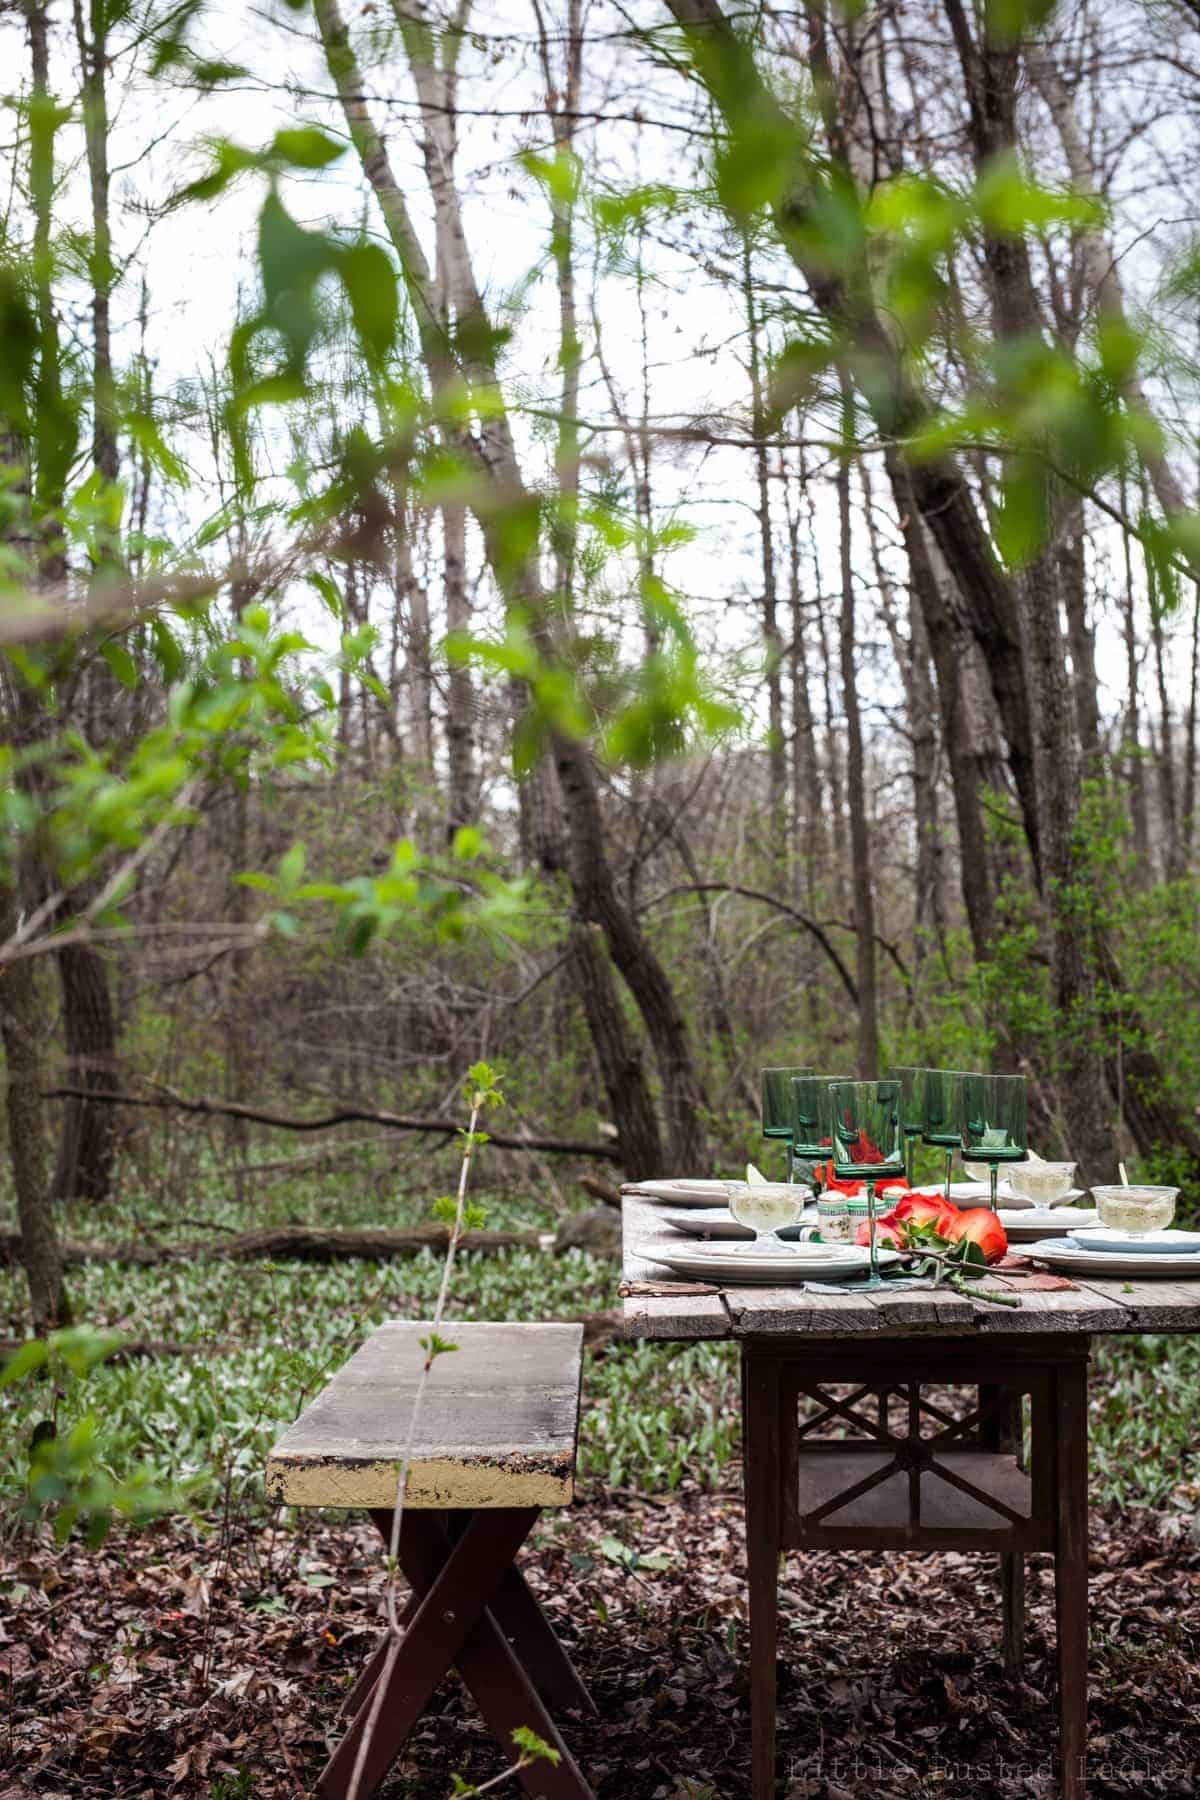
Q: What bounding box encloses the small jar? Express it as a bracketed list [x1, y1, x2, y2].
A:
[816, 1195, 855, 1242]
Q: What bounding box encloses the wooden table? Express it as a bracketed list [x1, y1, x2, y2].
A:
[268, 1320, 595, 1800]
[622, 1196, 1200, 1798]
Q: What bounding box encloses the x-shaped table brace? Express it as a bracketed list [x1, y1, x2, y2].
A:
[317, 1507, 596, 1800]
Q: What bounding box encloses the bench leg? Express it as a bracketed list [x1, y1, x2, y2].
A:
[400, 1512, 595, 1800]
[318, 1506, 538, 1799]
[744, 1348, 781, 1800]
[1055, 1361, 1088, 1800]
[320, 1508, 595, 1800]
[359, 1508, 595, 1720]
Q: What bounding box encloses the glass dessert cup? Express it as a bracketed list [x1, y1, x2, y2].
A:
[727, 1180, 807, 1252]
[1008, 1161, 1077, 1212]
[1091, 1185, 1179, 1238]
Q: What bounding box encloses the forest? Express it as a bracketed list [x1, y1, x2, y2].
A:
[2, 0, 1200, 1792]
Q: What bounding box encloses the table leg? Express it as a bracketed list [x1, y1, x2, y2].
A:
[980, 1385, 1027, 1674]
[1054, 1359, 1089, 1800]
[744, 1347, 781, 1800]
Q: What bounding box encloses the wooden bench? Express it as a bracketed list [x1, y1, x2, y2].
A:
[267, 1320, 595, 1800]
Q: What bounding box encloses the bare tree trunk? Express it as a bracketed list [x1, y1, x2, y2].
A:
[1185, 580, 1199, 863]
[943, 0, 1114, 1178]
[784, 472, 821, 894]
[567, 921, 662, 1177]
[836, 386, 878, 1077]
[862, 456, 943, 968]
[1146, 525, 1182, 878]
[0, 903, 68, 1332]
[1057, 503, 1102, 773]
[743, 238, 786, 826]
[443, 498, 475, 838]
[1120, 488, 1151, 869]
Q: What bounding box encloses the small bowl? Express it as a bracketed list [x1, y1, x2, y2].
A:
[1092, 1185, 1179, 1237]
[1008, 1161, 1077, 1209]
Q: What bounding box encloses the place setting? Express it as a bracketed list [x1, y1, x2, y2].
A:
[629, 1063, 1198, 1299]
[1021, 1177, 1191, 1276]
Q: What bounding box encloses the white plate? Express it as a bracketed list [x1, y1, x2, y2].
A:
[999, 1207, 1099, 1242]
[913, 1182, 1085, 1210]
[641, 1241, 902, 1285]
[622, 1179, 739, 1209]
[1066, 1226, 1200, 1256]
[1024, 1238, 1200, 1278]
[661, 1204, 816, 1242]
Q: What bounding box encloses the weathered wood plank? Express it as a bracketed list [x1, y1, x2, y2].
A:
[723, 1284, 883, 1335]
[1067, 1278, 1200, 1332]
[620, 1198, 731, 1340]
[621, 1292, 731, 1340]
[864, 1285, 978, 1331]
[970, 1282, 1125, 1332]
[267, 1321, 583, 1509]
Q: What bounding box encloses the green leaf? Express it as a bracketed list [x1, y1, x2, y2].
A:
[100, 641, 139, 690]
[271, 127, 345, 169]
[511, 1725, 561, 1766]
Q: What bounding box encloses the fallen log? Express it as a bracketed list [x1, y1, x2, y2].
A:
[0, 1223, 540, 1269]
[45, 1087, 623, 1162]
[1, 1311, 623, 1361]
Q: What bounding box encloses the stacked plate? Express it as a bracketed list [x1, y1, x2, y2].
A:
[641, 1239, 902, 1285]
[659, 1204, 816, 1241]
[914, 1180, 1088, 1208]
[1025, 1226, 1200, 1278]
[621, 1178, 740, 1210]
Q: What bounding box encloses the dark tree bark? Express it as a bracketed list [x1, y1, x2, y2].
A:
[51, 940, 118, 1200]
[836, 385, 878, 1077]
[553, 734, 709, 1169]
[861, 456, 944, 969]
[1120, 493, 1151, 869]
[1057, 505, 1102, 773]
[0, 927, 67, 1331]
[567, 921, 663, 1179]
[443, 497, 476, 839]
[743, 239, 786, 826]
[1185, 580, 1199, 862]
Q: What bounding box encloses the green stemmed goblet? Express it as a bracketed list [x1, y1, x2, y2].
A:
[889, 1065, 930, 1186]
[790, 1072, 850, 1187]
[962, 1072, 1028, 1214]
[922, 1068, 969, 1205]
[761, 1066, 813, 1183]
[829, 1078, 905, 1290]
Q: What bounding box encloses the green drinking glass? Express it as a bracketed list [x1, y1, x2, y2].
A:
[888, 1065, 930, 1185]
[922, 1068, 970, 1205]
[790, 1073, 850, 1184]
[829, 1078, 905, 1289]
[761, 1066, 813, 1182]
[962, 1072, 1028, 1214]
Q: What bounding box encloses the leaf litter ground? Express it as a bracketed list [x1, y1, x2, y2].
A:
[3, 1483, 1200, 1800]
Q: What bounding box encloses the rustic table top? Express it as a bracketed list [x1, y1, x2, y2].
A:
[267, 1319, 583, 1510]
[621, 1197, 1200, 1342]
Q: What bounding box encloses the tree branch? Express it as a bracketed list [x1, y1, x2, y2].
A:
[43, 1086, 622, 1160]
